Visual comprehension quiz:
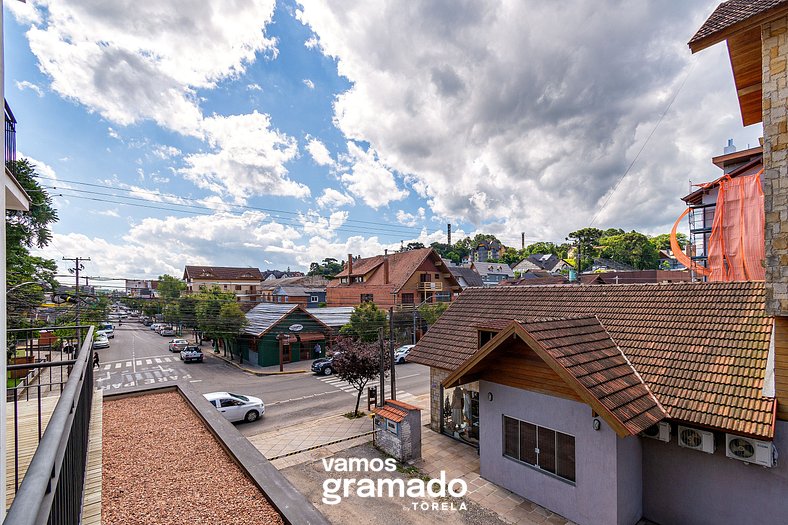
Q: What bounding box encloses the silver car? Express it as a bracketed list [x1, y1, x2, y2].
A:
[203, 392, 265, 423]
[92, 334, 110, 349]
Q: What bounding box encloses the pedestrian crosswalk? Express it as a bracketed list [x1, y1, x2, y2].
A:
[95, 355, 191, 392]
[317, 375, 418, 402]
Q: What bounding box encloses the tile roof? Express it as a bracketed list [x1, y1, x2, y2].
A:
[448, 266, 485, 287]
[330, 248, 455, 292]
[306, 307, 355, 328]
[472, 262, 515, 278]
[374, 404, 408, 423]
[409, 282, 775, 439]
[386, 398, 421, 411]
[184, 266, 263, 281]
[689, 0, 788, 47]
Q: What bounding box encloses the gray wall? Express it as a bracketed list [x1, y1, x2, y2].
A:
[642, 420, 788, 525]
[479, 381, 642, 525]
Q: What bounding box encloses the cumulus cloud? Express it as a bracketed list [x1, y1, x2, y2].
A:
[396, 207, 425, 227]
[303, 78, 315, 89]
[297, 0, 762, 244]
[306, 137, 335, 166]
[247, 83, 263, 91]
[15, 80, 44, 97]
[338, 142, 408, 209]
[179, 112, 307, 203]
[299, 210, 348, 238]
[316, 188, 355, 209]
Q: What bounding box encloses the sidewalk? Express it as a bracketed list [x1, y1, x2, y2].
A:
[210, 351, 311, 376]
[249, 393, 573, 525]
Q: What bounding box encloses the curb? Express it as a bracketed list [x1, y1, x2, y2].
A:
[211, 353, 308, 376]
[268, 430, 376, 461]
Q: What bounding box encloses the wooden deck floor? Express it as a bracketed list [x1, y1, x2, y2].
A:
[5, 389, 103, 523]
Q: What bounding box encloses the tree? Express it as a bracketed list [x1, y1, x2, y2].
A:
[332, 337, 390, 416]
[567, 228, 604, 271]
[598, 232, 659, 270]
[339, 302, 387, 342]
[195, 287, 242, 340]
[651, 232, 687, 251]
[523, 242, 560, 256]
[157, 274, 186, 300]
[418, 302, 449, 326]
[308, 257, 343, 278]
[403, 241, 425, 251]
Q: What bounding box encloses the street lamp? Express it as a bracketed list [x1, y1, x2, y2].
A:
[5, 280, 50, 295]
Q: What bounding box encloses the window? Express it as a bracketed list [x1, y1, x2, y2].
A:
[353, 276, 364, 283]
[435, 273, 440, 279]
[436, 291, 451, 302]
[401, 293, 414, 304]
[361, 294, 374, 303]
[386, 419, 398, 434]
[502, 415, 575, 483]
[420, 273, 431, 282]
[310, 295, 319, 302]
[340, 277, 349, 284]
[478, 330, 497, 348]
[235, 285, 242, 291]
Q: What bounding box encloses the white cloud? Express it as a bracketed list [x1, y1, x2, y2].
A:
[16, 0, 278, 137]
[247, 83, 263, 91]
[297, 1, 762, 244]
[396, 207, 425, 227]
[316, 188, 355, 209]
[152, 145, 182, 160]
[303, 78, 315, 89]
[95, 209, 120, 218]
[299, 210, 348, 238]
[179, 112, 307, 203]
[15, 80, 44, 97]
[305, 137, 335, 166]
[338, 142, 408, 209]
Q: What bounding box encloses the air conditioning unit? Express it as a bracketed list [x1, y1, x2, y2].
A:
[678, 425, 715, 454]
[725, 434, 778, 467]
[641, 421, 671, 442]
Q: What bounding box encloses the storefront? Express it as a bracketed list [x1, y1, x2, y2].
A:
[440, 381, 480, 446]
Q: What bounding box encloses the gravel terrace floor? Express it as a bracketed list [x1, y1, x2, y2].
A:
[281, 442, 509, 525]
[102, 391, 284, 525]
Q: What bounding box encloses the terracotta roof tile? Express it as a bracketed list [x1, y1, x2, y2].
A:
[330, 248, 451, 292]
[690, 0, 788, 46]
[184, 266, 263, 281]
[373, 404, 408, 423]
[386, 399, 420, 411]
[410, 282, 775, 439]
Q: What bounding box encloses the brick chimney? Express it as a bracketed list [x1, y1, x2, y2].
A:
[347, 254, 353, 275]
[383, 254, 390, 284]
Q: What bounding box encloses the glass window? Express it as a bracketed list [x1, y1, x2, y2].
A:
[556, 432, 576, 482]
[361, 294, 374, 303]
[402, 293, 414, 304]
[442, 384, 480, 446]
[504, 416, 519, 458]
[502, 415, 575, 483]
[519, 422, 537, 465]
[538, 427, 556, 474]
[386, 420, 398, 434]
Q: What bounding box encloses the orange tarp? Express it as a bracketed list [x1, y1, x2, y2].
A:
[671, 170, 764, 281]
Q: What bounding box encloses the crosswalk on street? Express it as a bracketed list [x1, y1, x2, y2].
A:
[316, 375, 418, 402]
[94, 354, 191, 392]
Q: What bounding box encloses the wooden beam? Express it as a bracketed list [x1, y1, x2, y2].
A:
[737, 83, 762, 97]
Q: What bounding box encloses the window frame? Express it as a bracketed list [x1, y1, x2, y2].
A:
[360, 293, 374, 303]
[502, 415, 576, 484]
[386, 419, 398, 434]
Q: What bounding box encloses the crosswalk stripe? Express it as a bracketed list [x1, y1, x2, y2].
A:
[125, 361, 131, 367]
[136, 360, 142, 366]
[103, 364, 110, 370]
[155, 358, 162, 364]
[114, 363, 121, 369]
[164, 357, 172, 362]
[146, 359, 152, 365]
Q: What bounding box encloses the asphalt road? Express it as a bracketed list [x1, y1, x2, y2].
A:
[95, 320, 430, 438]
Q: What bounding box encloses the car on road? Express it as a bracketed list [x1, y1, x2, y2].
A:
[150, 323, 162, 331]
[394, 344, 415, 364]
[97, 323, 115, 338]
[203, 392, 264, 423]
[311, 355, 339, 376]
[92, 334, 110, 350]
[180, 346, 204, 363]
[168, 339, 189, 352]
[159, 327, 176, 337]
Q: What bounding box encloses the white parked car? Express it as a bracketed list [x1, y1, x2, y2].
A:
[394, 344, 415, 364]
[92, 334, 110, 349]
[168, 339, 189, 352]
[159, 327, 176, 337]
[203, 392, 265, 423]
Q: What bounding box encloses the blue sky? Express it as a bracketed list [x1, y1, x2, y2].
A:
[5, 1, 763, 282]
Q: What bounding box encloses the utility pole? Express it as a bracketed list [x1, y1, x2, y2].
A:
[63, 256, 90, 339]
[389, 307, 396, 400]
[378, 327, 386, 406]
[447, 223, 452, 246]
[521, 232, 525, 250]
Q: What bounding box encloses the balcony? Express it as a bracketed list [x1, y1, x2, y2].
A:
[5, 326, 101, 524]
[5, 100, 16, 177]
[417, 282, 443, 292]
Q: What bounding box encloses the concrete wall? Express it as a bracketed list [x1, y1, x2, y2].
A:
[642, 420, 788, 525]
[479, 381, 641, 525]
[429, 367, 450, 432]
[762, 15, 788, 317]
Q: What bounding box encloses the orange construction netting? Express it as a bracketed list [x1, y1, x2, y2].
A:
[671, 170, 764, 281]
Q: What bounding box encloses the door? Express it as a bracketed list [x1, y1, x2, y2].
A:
[219, 398, 242, 422]
[282, 343, 291, 363]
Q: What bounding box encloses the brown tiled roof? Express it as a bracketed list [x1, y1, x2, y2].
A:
[409, 282, 775, 439]
[330, 248, 455, 292]
[374, 404, 408, 423]
[386, 399, 420, 411]
[689, 0, 788, 48]
[519, 317, 665, 435]
[184, 266, 263, 281]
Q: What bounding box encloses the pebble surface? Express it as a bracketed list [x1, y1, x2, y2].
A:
[102, 391, 284, 525]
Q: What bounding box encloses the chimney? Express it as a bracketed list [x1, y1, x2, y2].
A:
[723, 138, 736, 154]
[347, 254, 353, 275]
[521, 232, 525, 250]
[383, 254, 390, 284]
[447, 223, 452, 246]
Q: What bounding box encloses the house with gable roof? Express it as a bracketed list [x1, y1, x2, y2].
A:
[326, 248, 461, 307]
[183, 265, 264, 302]
[469, 261, 515, 286]
[409, 3, 788, 523]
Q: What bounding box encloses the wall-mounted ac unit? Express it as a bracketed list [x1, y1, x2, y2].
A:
[641, 421, 671, 442]
[678, 425, 715, 454]
[725, 434, 778, 467]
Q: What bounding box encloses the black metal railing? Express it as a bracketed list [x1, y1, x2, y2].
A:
[4, 325, 94, 525]
[5, 99, 17, 176]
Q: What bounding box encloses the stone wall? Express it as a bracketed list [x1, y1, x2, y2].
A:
[762, 16, 788, 317]
[429, 367, 449, 432]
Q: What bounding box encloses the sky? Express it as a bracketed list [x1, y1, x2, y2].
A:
[4, 0, 764, 283]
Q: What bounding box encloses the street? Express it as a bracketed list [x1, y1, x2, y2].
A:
[95, 321, 431, 438]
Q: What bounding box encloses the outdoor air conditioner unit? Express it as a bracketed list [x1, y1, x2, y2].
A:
[725, 434, 778, 467]
[641, 421, 671, 442]
[678, 425, 715, 454]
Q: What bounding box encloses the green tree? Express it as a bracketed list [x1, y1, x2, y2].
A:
[157, 274, 186, 300]
[418, 302, 449, 326]
[651, 233, 687, 251]
[598, 231, 659, 270]
[332, 337, 389, 416]
[567, 228, 604, 271]
[403, 241, 425, 251]
[339, 302, 387, 342]
[308, 257, 344, 278]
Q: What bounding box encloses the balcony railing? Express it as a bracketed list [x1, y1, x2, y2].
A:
[5, 99, 17, 176]
[5, 325, 95, 525]
[417, 282, 443, 292]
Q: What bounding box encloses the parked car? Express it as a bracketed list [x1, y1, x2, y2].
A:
[96, 329, 114, 340]
[97, 323, 114, 338]
[168, 339, 189, 352]
[394, 344, 415, 364]
[311, 355, 339, 376]
[203, 392, 264, 423]
[159, 327, 176, 337]
[150, 323, 162, 331]
[142, 318, 152, 326]
[92, 334, 110, 350]
[180, 346, 204, 363]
